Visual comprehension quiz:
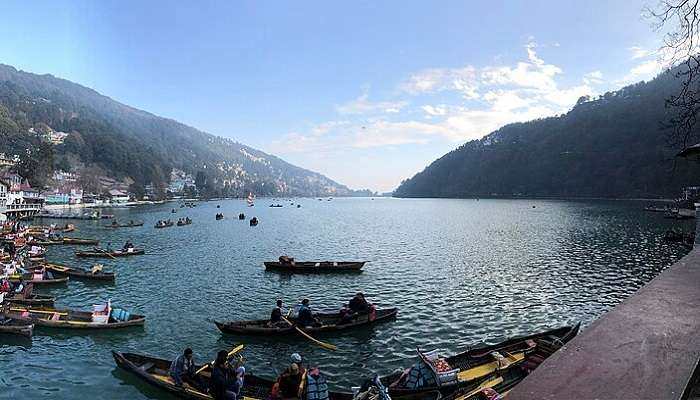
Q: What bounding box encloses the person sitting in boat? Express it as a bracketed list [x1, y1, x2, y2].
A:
[111, 220, 119, 227]
[122, 240, 135, 251]
[279, 255, 295, 266]
[297, 298, 321, 327]
[129, 220, 135, 226]
[169, 348, 196, 387]
[276, 363, 303, 400]
[0, 278, 11, 293]
[209, 350, 237, 400]
[349, 292, 370, 314]
[268, 299, 286, 327]
[338, 305, 354, 324]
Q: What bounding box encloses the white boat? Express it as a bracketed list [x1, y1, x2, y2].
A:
[246, 192, 255, 207]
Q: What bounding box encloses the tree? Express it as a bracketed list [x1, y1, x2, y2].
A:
[648, 0, 700, 149]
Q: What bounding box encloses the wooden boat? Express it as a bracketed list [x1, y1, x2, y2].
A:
[112, 351, 353, 400]
[155, 221, 174, 228]
[264, 260, 365, 273]
[62, 237, 99, 245]
[176, 220, 192, 226]
[0, 316, 33, 338]
[249, 217, 258, 226]
[8, 272, 69, 285]
[4, 284, 55, 306]
[76, 248, 145, 257]
[381, 324, 580, 398]
[215, 308, 398, 336]
[28, 237, 99, 246]
[6, 305, 146, 329]
[42, 263, 115, 281]
[104, 221, 144, 228]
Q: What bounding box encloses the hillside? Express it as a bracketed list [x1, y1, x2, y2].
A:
[0, 64, 357, 198]
[394, 67, 700, 199]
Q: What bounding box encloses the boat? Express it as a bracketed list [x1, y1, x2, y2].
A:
[215, 213, 224, 220]
[440, 365, 527, 400]
[76, 248, 145, 258]
[112, 351, 353, 400]
[104, 221, 145, 228]
[6, 304, 145, 329]
[264, 258, 365, 273]
[269, 204, 283, 208]
[215, 307, 398, 336]
[155, 220, 175, 228]
[380, 324, 580, 398]
[177, 220, 193, 226]
[247, 192, 255, 207]
[0, 316, 33, 338]
[3, 284, 55, 306]
[238, 213, 245, 220]
[249, 217, 258, 226]
[8, 272, 69, 285]
[42, 263, 115, 281]
[62, 237, 100, 245]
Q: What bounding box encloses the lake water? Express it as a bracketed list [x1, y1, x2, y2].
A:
[0, 198, 691, 398]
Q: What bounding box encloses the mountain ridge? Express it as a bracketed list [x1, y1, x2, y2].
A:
[394, 67, 699, 199]
[0, 63, 361, 198]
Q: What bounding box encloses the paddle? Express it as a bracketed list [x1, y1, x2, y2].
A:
[194, 344, 244, 376]
[95, 247, 117, 260]
[280, 315, 337, 351]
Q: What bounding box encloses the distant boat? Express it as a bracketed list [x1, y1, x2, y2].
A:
[246, 192, 255, 207]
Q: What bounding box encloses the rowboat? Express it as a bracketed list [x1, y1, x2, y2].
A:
[0, 316, 33, 338]
[176, 220, 192, 226]
[441, 367, 526, 400]
[6, 305, 146, 329]
[4, 284, 55, 306]
[76, 248, 145, 257]
[264, 261, 365, 273]
[381, 324, 580, 398]
[28, 237, 99, 246]
[42, 263, 115, 281]
[215, 308, 398, 336]
[155, 221, 174, 228]
[8, 273, 69, 285]
[112, 351, 353, 400]
[104, 221, 144, 228]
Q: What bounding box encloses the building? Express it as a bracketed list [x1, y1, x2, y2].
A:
[108, 189, 130, 203]
[2, 172, 45, 219]
[46, 131, 69, 145]
[45, 186, 83, 205]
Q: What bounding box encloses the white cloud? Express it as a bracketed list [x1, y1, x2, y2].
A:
[401, 66, 479, 99]
[421, 104, 448, 116]
[629, 45, 653, 60]
[583, 70, 603, 85]
[336, 90, 407, 115]
[615, 59, 663, 86]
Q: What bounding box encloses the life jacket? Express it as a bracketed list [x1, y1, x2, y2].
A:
[404, 362, 436, 389]
[304, 369, 329, 400]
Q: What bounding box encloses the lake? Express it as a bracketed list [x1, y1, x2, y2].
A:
[0, 198, 691, 398]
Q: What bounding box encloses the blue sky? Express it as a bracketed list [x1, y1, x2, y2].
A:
[1, 0, 665, 192]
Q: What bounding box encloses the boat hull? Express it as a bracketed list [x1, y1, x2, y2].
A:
[264, 261, 365, 273]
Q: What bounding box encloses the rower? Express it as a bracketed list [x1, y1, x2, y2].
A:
[210, 350, 237, 400]
[268, 299, 285, 327]
[122, 240, 134, 251]
[349, 292, 369, 314]
[297, 298, 320, 327]
[169, 348, 195, 387]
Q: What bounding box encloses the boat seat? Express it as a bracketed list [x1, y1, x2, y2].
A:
[139, 362, 155, 372]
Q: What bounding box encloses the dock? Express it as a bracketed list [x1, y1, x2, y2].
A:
[508, 247, 700, 399]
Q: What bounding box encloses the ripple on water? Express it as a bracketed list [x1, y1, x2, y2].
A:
[0, 198, 690, 398]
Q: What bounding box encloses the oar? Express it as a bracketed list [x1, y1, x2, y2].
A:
[194, 344, 244, 375]
[280, 315, 337, 351]
[95, 247, 117, 260]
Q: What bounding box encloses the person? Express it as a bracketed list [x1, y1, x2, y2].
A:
[278, 363, 303, 399]
[112, 220, 118, 227]
[348, 292, 369, 314]
[122, 240, 134, 251]
[169, 348, 195, 387]
[269, 299, 284, 327]
[338, 305, 354, 324]
[210, 350, 237, 400]
[297, 299, 320, 327]
[289, 353, 305, 376]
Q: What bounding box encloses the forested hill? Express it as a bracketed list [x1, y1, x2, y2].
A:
[0, 63, 357, 197]
[394, 67, 700, 199]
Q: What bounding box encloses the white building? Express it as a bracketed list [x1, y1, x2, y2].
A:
[108, 189, 130, 203]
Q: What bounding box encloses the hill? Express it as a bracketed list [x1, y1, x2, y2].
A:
[0, 64, 357, 198]
[394, 67, 700, 199]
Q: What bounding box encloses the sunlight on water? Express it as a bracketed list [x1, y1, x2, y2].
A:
[0, 198, 690, 398]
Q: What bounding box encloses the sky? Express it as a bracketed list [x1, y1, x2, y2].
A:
[0, 0, 669, 192]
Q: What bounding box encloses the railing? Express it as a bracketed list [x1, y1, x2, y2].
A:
[4, 203, 43, 211]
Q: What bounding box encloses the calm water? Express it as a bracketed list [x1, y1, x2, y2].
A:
[0, 198, 691, 398]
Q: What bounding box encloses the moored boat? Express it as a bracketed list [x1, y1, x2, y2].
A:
[0, 316, 34, 338]
[112, 351, 352, 400]
[62, 237, 100, 245]
[104, 221, 145, 228]
[42, 263, 115, 281]
[8, 272, 69, 285]
[380, 324, 581, 398]
[6, 304, 145, 329]
[215, 307, 398, 336]
[4, 284, 55, 306]
[76, 248, 145, 257]
[264, 258, 365, 273]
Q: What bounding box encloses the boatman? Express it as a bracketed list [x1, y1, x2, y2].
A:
[268, 299, 285, 327]
[297, 298, 321, 327]
[169, 348, 195, 387]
